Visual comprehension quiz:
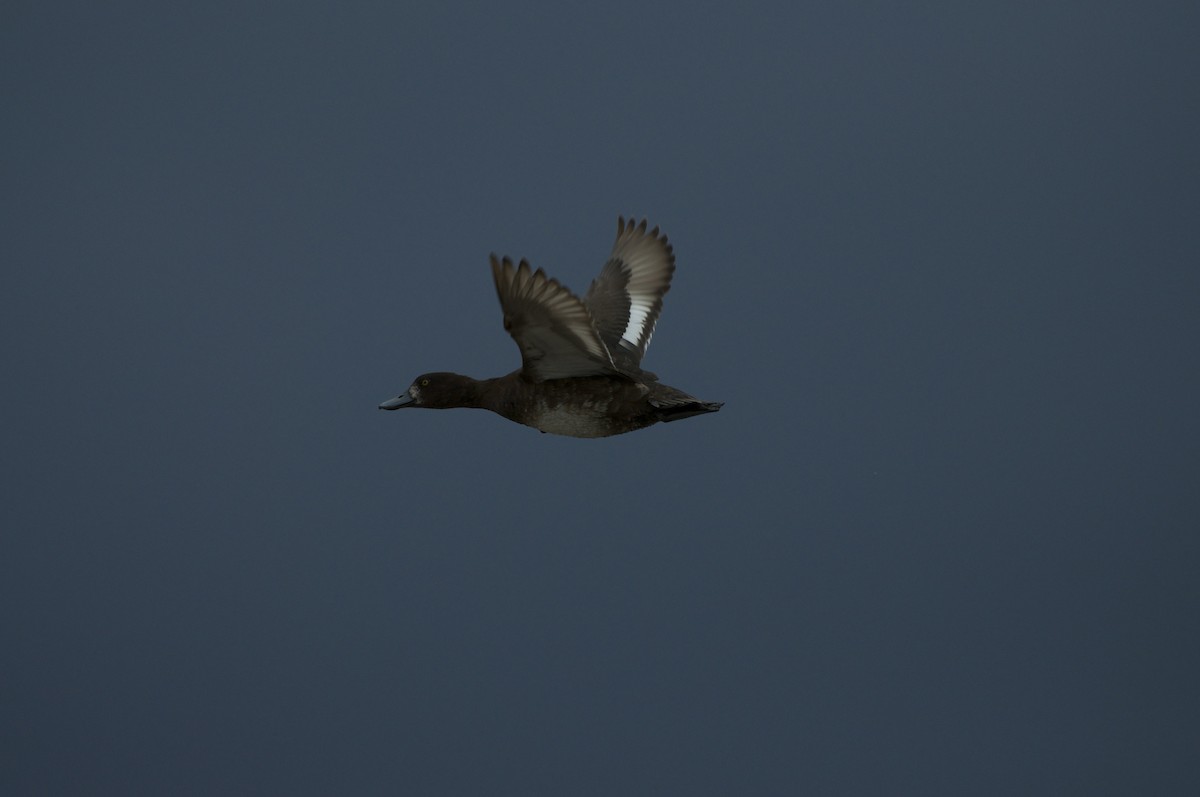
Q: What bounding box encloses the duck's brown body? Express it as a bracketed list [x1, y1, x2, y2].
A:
[383, 370, 721, 438]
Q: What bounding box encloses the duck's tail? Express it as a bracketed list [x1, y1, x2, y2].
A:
[650, 388, 724, 423]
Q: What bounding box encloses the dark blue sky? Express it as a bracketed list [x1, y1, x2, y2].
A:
[4, 2, 1199, 794]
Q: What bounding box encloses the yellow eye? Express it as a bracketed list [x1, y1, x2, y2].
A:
[420, 378, 430, 386]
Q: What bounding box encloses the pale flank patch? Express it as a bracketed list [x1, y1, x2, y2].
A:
[532, 402, 611, 438]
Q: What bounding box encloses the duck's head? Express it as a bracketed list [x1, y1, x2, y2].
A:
[378, 372, 479, 410]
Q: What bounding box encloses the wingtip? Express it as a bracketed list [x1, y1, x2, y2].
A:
[490, 254, 523, 274]
[614, 215, 667, 242]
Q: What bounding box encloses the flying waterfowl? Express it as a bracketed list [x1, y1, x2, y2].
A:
[379, 217, 722, 438]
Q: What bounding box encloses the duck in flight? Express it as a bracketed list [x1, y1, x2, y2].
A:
[379, 217, 723, 438]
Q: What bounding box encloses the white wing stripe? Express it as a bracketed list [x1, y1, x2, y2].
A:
[623, 298, 653, 346]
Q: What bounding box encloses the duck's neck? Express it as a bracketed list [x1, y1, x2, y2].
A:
[421, 372, 482, 409]
[474, 371, 528, 419]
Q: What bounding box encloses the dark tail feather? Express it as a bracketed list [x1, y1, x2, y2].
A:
[654, 399, 724, 423]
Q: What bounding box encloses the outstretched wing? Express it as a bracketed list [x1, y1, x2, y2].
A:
[491, 255, 616, 382]
[583, 216, 676, 369]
